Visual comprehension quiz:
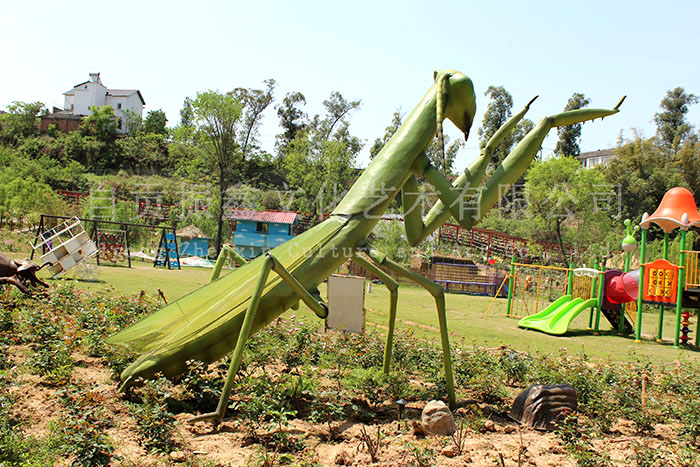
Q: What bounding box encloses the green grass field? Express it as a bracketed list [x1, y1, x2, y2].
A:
[27, 256, 700, 368]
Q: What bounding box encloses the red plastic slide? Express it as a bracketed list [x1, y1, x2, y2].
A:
[606, 269, 640, 304]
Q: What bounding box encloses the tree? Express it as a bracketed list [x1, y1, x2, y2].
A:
[424, 135, 463, 175]
[81, 106, 118, 142]
[604, 133, 684, 222]
[313, 92, 361, 144]
[369, 109, 403, 160]
[0, 101, 43, 146]
[179, 97, 195, 127]
[123, 110, 143, 136]
[170, 99, 206, 179]
[117, 133, 169, 174]
[143, 109, 169, 136]
[0, 173, 65, 228]
[554, 93, 590, 157]
[229, 79, 276, 165]
[674, 134, 700, 197]
[275, 92, 308, 158]
[526, 156, 614, 264]
[477, 86, 534, 167]
[282, 92, 362, 217]
[189, 90, 243, 255]
[654, 87, 699, 152]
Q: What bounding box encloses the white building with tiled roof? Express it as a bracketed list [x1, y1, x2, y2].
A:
[62, 73, 145, 133]
[577, 149, 616, 169]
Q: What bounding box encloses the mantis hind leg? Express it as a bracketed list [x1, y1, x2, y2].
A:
[188, 253, 328, 424]
[351, 254, 399, 375]
[361, 245, 456, 410]
[188, 255, 274, 424]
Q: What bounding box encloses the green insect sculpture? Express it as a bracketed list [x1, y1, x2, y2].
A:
[108, 70, 625, 422]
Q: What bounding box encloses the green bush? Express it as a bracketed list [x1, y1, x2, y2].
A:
[128, 377, 177, 453]
[179, 359, 225, 413]
[52, 384, 114, 465]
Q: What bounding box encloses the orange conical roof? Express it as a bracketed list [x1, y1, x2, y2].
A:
[640, 187, 700, 232]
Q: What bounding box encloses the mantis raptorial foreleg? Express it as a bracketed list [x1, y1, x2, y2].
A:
[189, 253, 329, 423]
[351, 254, 399, 375]
[361, 245, 456, 410]
[402, 97, 537, 246]
[403, 97, 625, 244]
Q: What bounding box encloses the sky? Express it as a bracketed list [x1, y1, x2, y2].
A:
[1, 0, 699, 169]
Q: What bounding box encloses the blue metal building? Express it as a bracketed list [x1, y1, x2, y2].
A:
[231, 209, 297, 259]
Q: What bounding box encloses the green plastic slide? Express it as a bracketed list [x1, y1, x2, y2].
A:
[518, 295, 598, 335]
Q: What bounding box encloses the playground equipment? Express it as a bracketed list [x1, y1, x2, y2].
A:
[512, 188, 700, 348]
[32, 214, 181, 270]
[503, 262, 569, 319]
[31, 217, 98, 277]
[97, 230, 128, 264]
[516, 267, 599, 334]
[154, 230, 181, 269]
[634, 187, 700, 348]
[108, 69, 624, 421]
[511, 262, 640, 336]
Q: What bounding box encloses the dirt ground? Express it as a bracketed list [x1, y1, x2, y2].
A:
[6, 343, 682, 467]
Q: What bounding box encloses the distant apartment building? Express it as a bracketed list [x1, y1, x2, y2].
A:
[577, 149, 616, 169]
[40, 73, 145, 134]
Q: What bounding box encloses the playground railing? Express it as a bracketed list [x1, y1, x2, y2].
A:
[507, 263, 570, 318]
[683, 250, 700, 290]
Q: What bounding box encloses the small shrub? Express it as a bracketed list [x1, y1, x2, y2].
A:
[628, 409, 657, 435]
[676, 443, 700, 467]
[179, 359, 225, 413]
[52, 384, 114, 466]
[0, 305, 14, 334]
[469, 372, 509, 405]
[128, 377, 177, 453]
[452, 346, 503, 386]
[0, 336, 11, 370]
[555, 416, 611, 467]
[26, 340, 73, 386]
[632, 440, 668, 467]
[76, 304, 111, 357]
[309, 390, 345, 437]
[358, 425, 382, 463]
[403, 439, 436, 467]
[676, 398, 700, 445]
[344, 367, 386, 406]
[103, 348, 136, 382]
[497, 348, 531, 386]
[391, 333, 442, 377]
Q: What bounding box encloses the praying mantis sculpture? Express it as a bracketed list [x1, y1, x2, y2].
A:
[108, 70, 624, 422]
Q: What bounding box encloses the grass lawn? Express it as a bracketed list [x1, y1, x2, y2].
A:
[21, 254, 699, 368]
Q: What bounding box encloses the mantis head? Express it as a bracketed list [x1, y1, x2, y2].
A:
[434, 70, 477, 141]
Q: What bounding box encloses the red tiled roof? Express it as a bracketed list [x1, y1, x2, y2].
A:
[230, 209, 297, 224]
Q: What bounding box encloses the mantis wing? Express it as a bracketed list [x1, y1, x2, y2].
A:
[107, 218, 345, 369]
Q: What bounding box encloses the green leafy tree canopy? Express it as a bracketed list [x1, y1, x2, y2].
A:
[554, 93, 591, 157]
[654, 87, 698, 152]
[477, 86, 534, 167]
